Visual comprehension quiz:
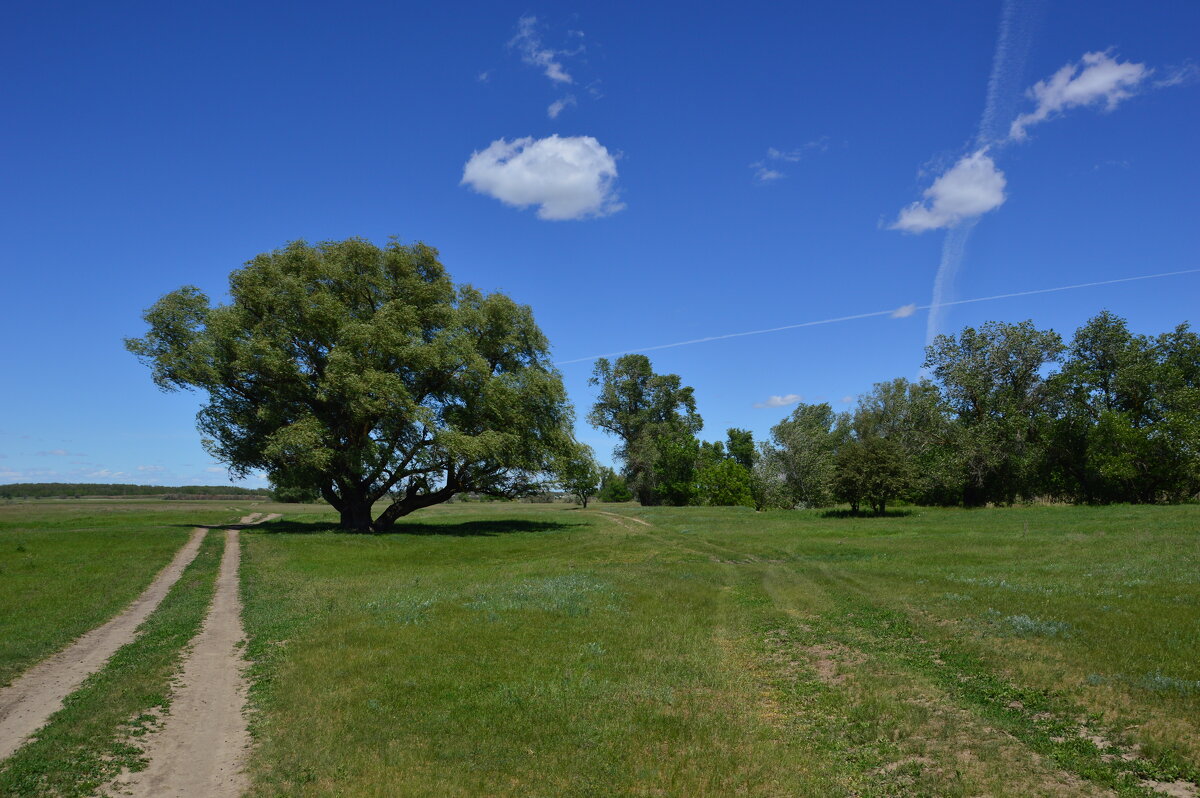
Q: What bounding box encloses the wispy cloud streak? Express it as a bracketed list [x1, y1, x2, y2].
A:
[921, 0, 1041, 342]
[555, 269, 1200, 365]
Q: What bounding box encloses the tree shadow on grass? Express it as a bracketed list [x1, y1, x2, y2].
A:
[248, 518, 584, 537]
[819, 509, 914, 519]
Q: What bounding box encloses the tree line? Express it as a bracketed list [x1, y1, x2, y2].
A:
[0, 483, 270, 499]
[125, 237, 1197, 530]
[585, 312, 1200, 512]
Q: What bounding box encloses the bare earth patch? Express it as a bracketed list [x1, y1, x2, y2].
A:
[1141, 780, 1200, 798]
[0, 527, 208, 761]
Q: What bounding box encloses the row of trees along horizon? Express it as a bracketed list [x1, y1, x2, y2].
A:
[581, 311, 1200, 514]
[124, 238, 1198, 531]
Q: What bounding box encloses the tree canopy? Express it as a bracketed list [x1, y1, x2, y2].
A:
[126, 237, 577, 531]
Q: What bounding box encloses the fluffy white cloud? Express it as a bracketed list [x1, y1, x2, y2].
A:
[891, 303, 918, 318]
[754, 394, 803, 409]
[462, 135, 624, 221]
[891, 150, 1006, 233]
[511, 16, 574, 84]
[1010, 51, 1150, 140]
[547, 96, 576, 119]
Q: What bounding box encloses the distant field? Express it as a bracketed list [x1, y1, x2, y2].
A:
[0, 499, 260, 687]
[1, 499, 1197, 796]
[239, 502, 1200, 797]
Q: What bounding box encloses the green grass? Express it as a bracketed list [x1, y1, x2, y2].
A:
[240, 502, 1200, 797]
[0, 499, 256, 688]
[0, 531, 223, 797]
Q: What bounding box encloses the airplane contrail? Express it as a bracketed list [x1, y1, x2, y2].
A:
[925, 0, 1043, 345]
[554, 268, 1200, 366]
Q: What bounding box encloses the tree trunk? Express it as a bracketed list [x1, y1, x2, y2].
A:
[339, 499, 375, 533]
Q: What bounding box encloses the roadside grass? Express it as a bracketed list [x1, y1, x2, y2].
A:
[242, 502, 1199, 797]
[0, 499, 254, 687]
[0, 531, 223, 797]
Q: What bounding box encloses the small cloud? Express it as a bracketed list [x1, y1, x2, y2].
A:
[750, 138, 828, 182]
[751, 164, 784, 183]
[1155, 61, 1199, 88]
[205, 466, 226, 474]
[891, 303, 918, 318]
[1091, 159, 1130, 172]
[510, 15, 577, 85]
[38, 449, 69, 456]
[840, 395, 855, 404]
[547, 95, 576, 119]
[462, 135, 624, 220]
[137, 465, 166, 473]
[891, 149, 1006, 233]
[1010, 51, 1151, 141]
[477, 70, 490, 83]
[84, 468, 129, 479]
[754, 393, 803, 409]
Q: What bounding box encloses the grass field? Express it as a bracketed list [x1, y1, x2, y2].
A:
[1, 499, 1198, 796]
[237, 501, 1200, 797]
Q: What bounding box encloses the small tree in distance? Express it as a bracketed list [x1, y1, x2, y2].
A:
[558, 445, 601, 508]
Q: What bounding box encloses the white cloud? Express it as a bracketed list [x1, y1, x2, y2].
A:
[750, 138, 828, 182]
[547, 95, 576, 119]
[891, 303, 918, 319]
[754, 394, 803, 409]
[461, 135, 623, 221]
[840, 395, 855, 404]
[137, 465, 166, 472]
[892, 149, 1007, 233]
[205, 466, 226, 474]
[477, 70, 490, 83]
[752, 165, 784, 183]
[1009, 51, 1151, 141]
[510, 16, 575, 85]
[38, 449, 69, 456]
[85, 468, 129, 479]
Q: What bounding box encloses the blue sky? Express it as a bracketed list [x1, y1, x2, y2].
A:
[1, 0, 1197, 485]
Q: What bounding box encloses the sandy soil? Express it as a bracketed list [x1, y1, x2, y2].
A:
[591, 509, 653, 528]
[113, 527, 252, 797]
[0, 527, 208, 761]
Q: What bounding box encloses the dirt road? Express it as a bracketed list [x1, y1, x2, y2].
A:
[0, 527, 208, 761]
[113, 527, 252, 797]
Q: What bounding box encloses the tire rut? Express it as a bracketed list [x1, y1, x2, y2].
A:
[0, 527, 208, 761]
[112, 527, 251, 798]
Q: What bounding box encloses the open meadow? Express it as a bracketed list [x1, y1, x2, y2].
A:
[0, 499, 1197, 797]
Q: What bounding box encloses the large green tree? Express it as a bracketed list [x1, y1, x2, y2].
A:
[587, 354, 702, 505]
[762, 402, 850, 508]
[1047, 312, 1200, 503]
[925, 320, 1063, 506]
[126, 238, 577, 531]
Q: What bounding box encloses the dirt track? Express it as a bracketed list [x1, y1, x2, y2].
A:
[0, 527, 208, 761]
[113, 526, 252, 797]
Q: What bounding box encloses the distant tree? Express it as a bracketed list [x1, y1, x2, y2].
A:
[925, 320, 1063, 506]
[588, 355, 703, 505]
[695, 458, 754, 507]
[126, 238, 576, 532]
[597, 467, 633, 503]
[725, 428, 756, 470]
[851, 378, 956, 504]
[627, 422, 700, 506]
[558, 444, 602, 508]
[1046, 312, 1200, 503]
[764, 403, 850, 508]
[833, 437, 912, 515]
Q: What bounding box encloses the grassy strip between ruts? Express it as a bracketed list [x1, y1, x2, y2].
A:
[0, 532, 223, 798]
